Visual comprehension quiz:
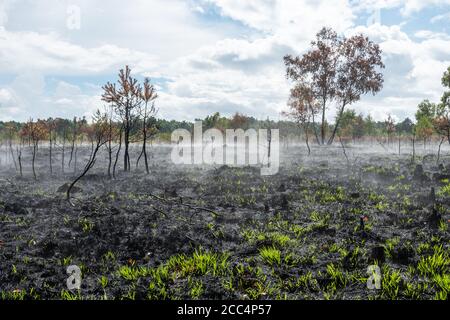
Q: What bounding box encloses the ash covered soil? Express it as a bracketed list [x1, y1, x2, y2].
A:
[0, 144, 449, 300]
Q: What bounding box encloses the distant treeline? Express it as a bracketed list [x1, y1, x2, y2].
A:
[0, 111, 419, 142]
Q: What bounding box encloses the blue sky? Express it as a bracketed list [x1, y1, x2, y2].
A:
[0, 0, 449, 123]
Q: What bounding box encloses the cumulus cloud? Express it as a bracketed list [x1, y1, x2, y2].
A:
[348, 24, 450, 120]
[0, 28, 159, 75]
[352, 0, 450, 16]
[0, 0, 449, 122]
[431, 11, 450, 22]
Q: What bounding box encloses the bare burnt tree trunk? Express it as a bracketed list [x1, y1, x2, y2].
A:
[107, 119, 113, 179]
[74, 137, 82, 174]
[136, 149, 143, 169]
[49, 127, 53, 174]
[68, 118, 77, 168]
[321, 97, 326, 145]
[107, 141, 113, 179]
[412, 129, 416, 162]
[437, 136, 445, 165]
[8, 136, 17, 171]
[61, 129, 66, 174]
[89, 139, 94, 160]
[32, 141, 38, 180]
[17, 146, 23, 177]
[123, 110, 130, 172]
[398, 133, 401, 155]
[67, 144, 101, 206]
[142, 122, 149, 174]
[311, 112, 321, 145]
[113, 127, 123, 179]
[305, 123, 311, 156]
[338, 135, 349, 166]
[136, 104, 151, 174]
[328, 104, 345, 145]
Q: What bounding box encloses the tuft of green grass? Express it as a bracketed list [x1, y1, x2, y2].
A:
[147, 265, 171, 300]
[432, 274, 450, 295]
[259, 246, 282, 266]
[315, 186, 345, 204]
[117, 265, 151, 281]
[404, 282, 428, 299]
[166, 249, 230, 277]
[60, 289, 82, 300]
[381, 266, 402, 300]
[62, 256, 72, 266]
[292, 272, 319, 292]
[189, 278, 204, 299]
[384, 237, 400, 259]
[99, 275, 108, 288]
[1, 289, 26, 300]
[438, 220, 448, 232]
[78, 218, 94, 233]
[417, 245, 449, 277]
[434, 290, 448, 300]
[437, 183, 450, 197]
[326, 264, 347, 292]
[375, 201, 389, 211]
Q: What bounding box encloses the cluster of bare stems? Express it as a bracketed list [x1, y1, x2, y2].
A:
[65, 66, 159, 204]
[0, 66, 159, 206]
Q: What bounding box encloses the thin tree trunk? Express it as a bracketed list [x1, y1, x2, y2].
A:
[69, 119, 77, 168]
[49, 129, 53, 174]
[9, 139, 17, 171]
[328, 104, 345, 145]
[67, 145, 101, 205]
[141, 108, 149, 174]
[17, 147, 23, 177]
[74, 139, 79, 174]
[32, 142, 37, 180]
[61, 130, 66, 174]
[321, 99, 326, 145]
[305, 123, 311, 156]
[437, 136, 445, 165]
[113, 128, 123, 179]
[143, 133, 149, 174]
[124, 127, 130, 172]
[338, 135, 349, 165]
[311, 112, 320, 145]
[107, 141, 113, 179]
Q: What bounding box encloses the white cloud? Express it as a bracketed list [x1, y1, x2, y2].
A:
[352, 0, 450, 16]
[0, 87, 21, 120]
[431, 11, 450, 22]
[0, 74, 100, 120]
[0, 28, 159, 75]
[203, 0, 354, 47]
[414, 30, 450, 40]
[0, 0, 449, 123]
[349, 25, 450, 120]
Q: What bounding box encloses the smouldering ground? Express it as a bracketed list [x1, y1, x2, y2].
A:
[0, 144, 449, 300]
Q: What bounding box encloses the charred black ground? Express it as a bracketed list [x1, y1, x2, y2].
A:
[0, 145, 449, 300]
